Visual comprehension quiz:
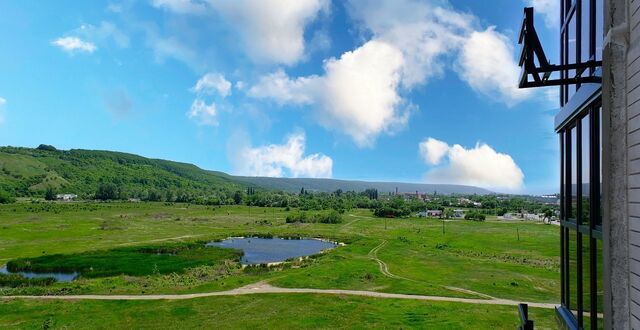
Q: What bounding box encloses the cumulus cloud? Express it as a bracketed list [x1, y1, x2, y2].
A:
[347, 0, 473, 88]
[233, 132, 332, 178]
[150, 0, 329, 65]
[248, 0, 530, 147]
[525, 0, 560, 28]
[419, 137, 449, 165]
[457, 27, 532, 106]
[249, 40, 409, 147]
[248, 69, 319, 105]
[419, 137, 524, 191]
[186, 72, 231, 126]
[192, 73, 232, 97]
[188, 99, 218, 126]
[51, 37, 97, 53]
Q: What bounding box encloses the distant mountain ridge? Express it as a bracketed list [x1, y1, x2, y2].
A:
[0, 146, 492, 197]
[234, 176, 492, 195]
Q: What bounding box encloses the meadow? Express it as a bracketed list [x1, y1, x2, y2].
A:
[0, 201, 560, 329]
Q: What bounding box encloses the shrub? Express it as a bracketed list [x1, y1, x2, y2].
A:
[0, 190, 15, 204]
[464, 211, 486, 221]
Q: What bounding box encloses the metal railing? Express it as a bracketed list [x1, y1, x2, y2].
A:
[518, 303, 534, 330]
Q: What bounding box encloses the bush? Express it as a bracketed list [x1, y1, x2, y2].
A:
[464, 211, 486, 221]
[373, 206, 410, 218]
[0, 190, 16, 204]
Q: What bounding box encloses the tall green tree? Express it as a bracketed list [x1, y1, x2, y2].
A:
[44, 187, 56, 201]
[95, 182, 118, 201]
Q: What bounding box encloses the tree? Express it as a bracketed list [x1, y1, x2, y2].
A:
[36, 144, 57, 151]
[44, 187, 56, 201]
[95, 182, 118, 201]
[233, 191, 243, 205]
[443, 208, 454, 219]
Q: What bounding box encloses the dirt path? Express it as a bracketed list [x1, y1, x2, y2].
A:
[367, 240, 497, 300]
[0, 282, 557, 309]
[368, 240, 415, 282]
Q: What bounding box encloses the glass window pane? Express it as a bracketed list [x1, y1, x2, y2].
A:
[598, 107, 602, 227]
[581, 0, 591, 63]
[568, 13, 577, 98]
[583, 237, 591, 329]
[572, 127, 578, 219]
[596, 238, 604, 327]
[595, 0, 603, 61]
[569, 229, 578, 315]
[581, 115, 590, 225]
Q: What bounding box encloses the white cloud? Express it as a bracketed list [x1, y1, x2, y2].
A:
[247, 0, 532, 147]
[151, 0, 329, 65]
[526, 0, 560, 28]
[419, 137, 449, 165]
[319, 40, 407, 146]
[51, 37, 97, 53]
[211, 0, 329, 65]
[348, 0, 529, 104]
[347, 0, 473, 88]
[192, 73, 232, 97]
[188, 98, 218, 126]
[248, 69, 319, 105]
[249, 40, 409, 147]
[186, 72, 231, 125]
[457, 27, 532, 106]
[0, 97, 6, 125]
[51, 22, 128, 55]
[233, 132, 332, 178]
[419, 137, 524, 191]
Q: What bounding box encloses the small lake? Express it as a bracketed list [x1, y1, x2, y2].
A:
[0, 265, 78, 282]
[207, 237, 337, 265]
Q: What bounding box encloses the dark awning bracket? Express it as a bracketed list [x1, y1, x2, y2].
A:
[518, 7, 602, 88]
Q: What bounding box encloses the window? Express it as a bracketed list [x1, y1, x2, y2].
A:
[559, 103, 603, 329]
[560, 0, 602, 105]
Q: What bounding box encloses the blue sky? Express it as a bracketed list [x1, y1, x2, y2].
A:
[0, 0, 561, 194]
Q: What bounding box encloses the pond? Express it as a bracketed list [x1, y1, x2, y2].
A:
[0, 265, 78, 282]
[207, 237, 337, 265]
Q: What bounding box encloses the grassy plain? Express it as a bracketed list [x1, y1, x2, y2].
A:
[0, 201, 560, 328]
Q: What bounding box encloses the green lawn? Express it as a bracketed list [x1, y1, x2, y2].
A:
[0, 201, 561, 328]
[0, 294, 558, 329]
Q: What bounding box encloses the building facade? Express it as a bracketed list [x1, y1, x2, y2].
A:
[522, 0, 638, 328]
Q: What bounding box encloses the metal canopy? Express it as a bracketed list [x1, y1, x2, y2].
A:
[518, 7, 602, 88]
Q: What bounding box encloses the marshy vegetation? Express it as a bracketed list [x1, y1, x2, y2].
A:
[6, 243, 242, 278]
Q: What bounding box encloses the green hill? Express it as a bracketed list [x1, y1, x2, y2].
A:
[0, 145, 492, 200]
[0, 146, 241, 199]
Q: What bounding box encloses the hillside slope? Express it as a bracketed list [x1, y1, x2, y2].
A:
[0, 146, 241, 198]
[0, 146, 492, 198]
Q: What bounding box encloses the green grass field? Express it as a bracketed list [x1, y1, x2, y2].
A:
[0, 202, 561, 329]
